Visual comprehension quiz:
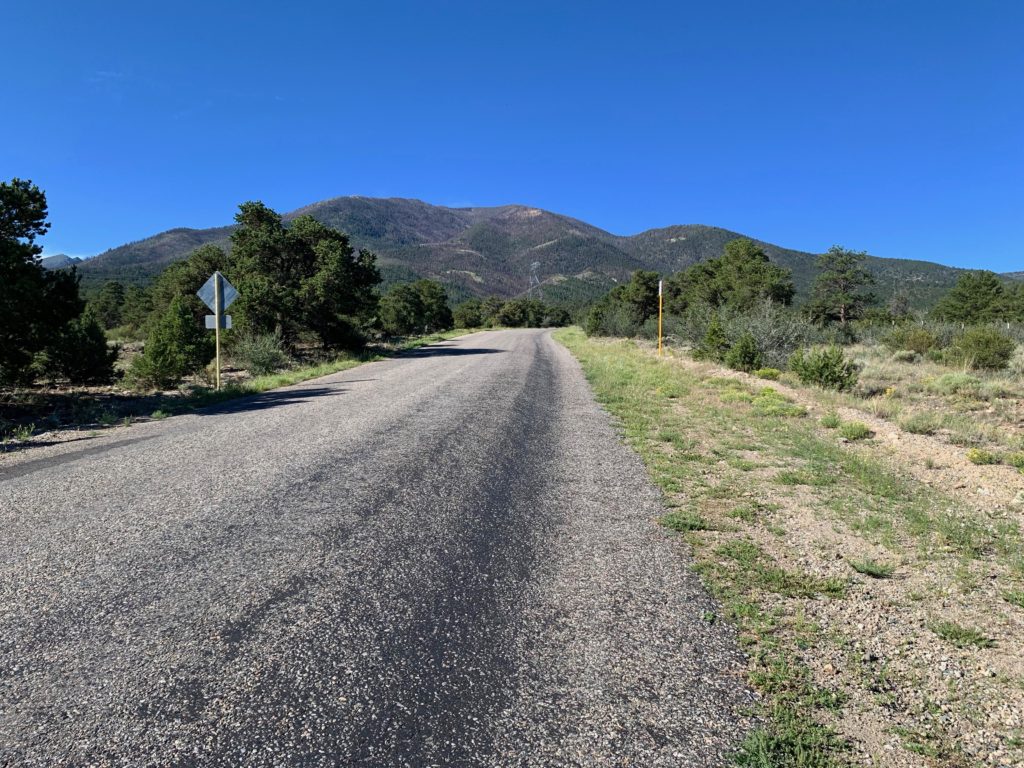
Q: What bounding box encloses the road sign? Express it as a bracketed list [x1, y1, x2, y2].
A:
[197, 272, 238, 312]
[205, 315, 232, 330]
[197, 271, 238, 391]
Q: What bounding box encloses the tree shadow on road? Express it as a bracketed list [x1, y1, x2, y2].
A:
[197, 386, 348, 416]
[399, 346, 504, 358]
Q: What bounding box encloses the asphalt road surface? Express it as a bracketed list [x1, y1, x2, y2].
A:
[0, 329, 753, 767]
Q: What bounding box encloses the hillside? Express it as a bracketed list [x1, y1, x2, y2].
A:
[74, 196, 1004, 307]
[40, 254, 82, 269]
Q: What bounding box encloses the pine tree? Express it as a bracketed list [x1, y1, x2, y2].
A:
[933, 271, 1007, 324]
[805, 246, 875, 325]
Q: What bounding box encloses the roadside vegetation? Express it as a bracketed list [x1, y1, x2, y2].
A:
[556, 328, 1024, 767]
[2, 178, 572, 444]
[570, 238, 1024, 766]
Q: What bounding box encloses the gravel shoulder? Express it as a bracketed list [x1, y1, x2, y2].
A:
[558, 331, 1024, 768]
[0, 329, 752, 766]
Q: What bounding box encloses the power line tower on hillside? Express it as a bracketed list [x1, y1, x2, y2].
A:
[528, 261, 542, 300]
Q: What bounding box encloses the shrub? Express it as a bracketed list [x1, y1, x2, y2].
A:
[724, 332, 763, 372]
[821, 411, 841, 429]
[129, 296, 214, 389]
[881, 326, 938, 355]
[899, 412, 940, 435]
[946, 327, 1016, 371]
[839, 421, 872, 440]
[966, 448, 1000, 465]
[40, 311, 118, 384]
[788, 346, 859, 390]
[927, 372, 982, 396]
[232, 332, 290, 375]
[1004, 452, 1024, 471]
[694, 316, 731, 362]
[1009, 347, 1024, 377]
[890, 350, 919, 363]
[452, 299, 484, 329]
[754, 367, 781, 380]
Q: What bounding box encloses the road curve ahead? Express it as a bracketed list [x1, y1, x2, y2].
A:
[0, 329, 752, 767]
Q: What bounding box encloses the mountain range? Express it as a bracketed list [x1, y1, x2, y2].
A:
[40, 254, 83, 270]
[58, 196, 1013, 307]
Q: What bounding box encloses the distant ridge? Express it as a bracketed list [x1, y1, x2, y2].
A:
[71, 196, 1015, 307]
[40, 254, 83, 270]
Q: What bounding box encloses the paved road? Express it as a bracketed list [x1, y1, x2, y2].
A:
[0, 329, 752, 766]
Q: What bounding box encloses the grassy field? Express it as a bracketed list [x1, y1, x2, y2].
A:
[555, 328, 1024, 768]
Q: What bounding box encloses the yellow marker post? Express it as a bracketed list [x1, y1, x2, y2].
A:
[214, 273, 222, 390]
[657, 279, 664, 357]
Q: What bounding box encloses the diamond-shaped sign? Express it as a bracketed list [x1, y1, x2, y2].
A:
[197, 272, 238, 312]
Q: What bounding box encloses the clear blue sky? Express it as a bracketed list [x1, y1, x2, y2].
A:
[4, 1, 1021, 270]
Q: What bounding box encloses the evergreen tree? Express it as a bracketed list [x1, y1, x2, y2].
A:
[130, 296, 214, 388]
[932, 270, 1007, 324]
[665, 238, 794, 314]
[379, 283, 425, 335]
[0, 178, 89, 384]
[89, 281, 127, 329]
[805, 246, 875, 325]
[695, 316, 731, 361]
[228, 203, 379, 346]
[453, 299, 484, 328]
[43, 308, 118, 384]
[412, 279, 453, 332]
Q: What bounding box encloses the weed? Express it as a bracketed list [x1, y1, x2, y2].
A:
[930, 620, 995, 649]
[966, 448, 1000, 465]
[838, 421, 873, 441]
[1004, 590, 1024, 609]
[899, 412, 940, 435]
[661, 509, 711, 532]
[821, 411, 842, 429]
[754, 367, 781, 380]
[151, 409, 169, 420]
[752, 388, 806, 418]
[927, 373, 982, 397]
[776, 469, 833, 487]
[1005, 452, 1024, 472]
[849, 559, 895, 579]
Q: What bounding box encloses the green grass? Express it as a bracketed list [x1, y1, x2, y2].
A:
[930, 620, 995, 649]
[661, 509, 712, 532]
[552, 329, 1024, 766]
[821, 412, 842, 429]
[553, 329, 855, 766]
[838, 421, 873, 441]
[752, 388, 806, 418]
[849, 559, 895, 579]
[1004, 590, 1024, 609]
